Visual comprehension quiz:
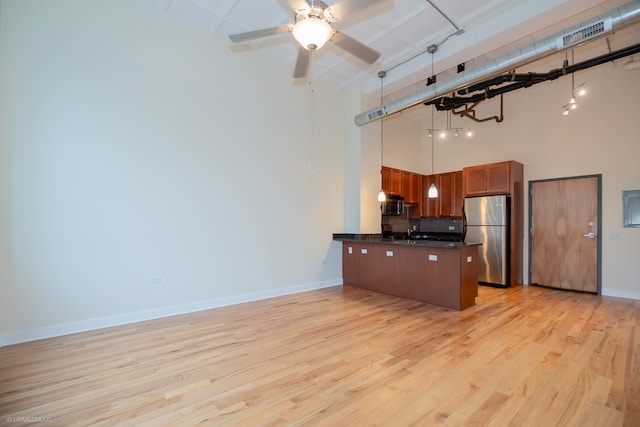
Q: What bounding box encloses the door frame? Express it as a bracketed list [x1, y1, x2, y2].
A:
[528, 174, 602, 294]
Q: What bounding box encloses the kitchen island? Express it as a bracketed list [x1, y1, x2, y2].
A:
[333, 234, 480, 311]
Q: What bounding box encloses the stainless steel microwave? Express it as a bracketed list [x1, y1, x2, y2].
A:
[382, 195, 404, 215]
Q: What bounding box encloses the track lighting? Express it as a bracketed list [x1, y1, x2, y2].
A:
[428, 109, 472, 138]
[428, 127, 474, 138]
[574, 83, 588, 97]
[561, 83, 587, 116]
[562, 52, 588, 116]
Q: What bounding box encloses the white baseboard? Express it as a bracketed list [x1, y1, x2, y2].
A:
[0, 279, 342, 347]
[601, 288, 640, 301]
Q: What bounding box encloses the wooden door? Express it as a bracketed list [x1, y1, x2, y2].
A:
[530, 176, 600, 293]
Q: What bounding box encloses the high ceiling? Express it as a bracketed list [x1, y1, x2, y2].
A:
[159, 0, 640, 100]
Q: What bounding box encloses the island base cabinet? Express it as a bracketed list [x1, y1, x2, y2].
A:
[341, 243, 478, 311]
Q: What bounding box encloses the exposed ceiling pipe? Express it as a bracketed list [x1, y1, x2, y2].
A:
[425, 42, 640, 111]
[355, 1, 640, 127]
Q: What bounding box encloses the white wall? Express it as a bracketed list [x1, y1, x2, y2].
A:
[371, 59, 640, 299]
[0, 0, 346, 343]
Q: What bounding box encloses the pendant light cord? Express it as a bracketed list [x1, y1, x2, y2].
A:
[377, 71, 387, 202]
[380, 73, 384, 167]
[431, 54, 435, 175]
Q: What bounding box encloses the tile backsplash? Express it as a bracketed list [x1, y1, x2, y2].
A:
[381, 215, 464, 234]
[419, 217, 464, 233]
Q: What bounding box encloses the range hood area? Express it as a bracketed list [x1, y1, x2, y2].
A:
[355, 1, 640, 126]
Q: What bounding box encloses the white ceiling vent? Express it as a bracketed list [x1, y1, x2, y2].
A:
[556, 17, 612, 49]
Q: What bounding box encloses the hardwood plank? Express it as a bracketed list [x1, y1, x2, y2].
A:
[0, 285, 639, 426]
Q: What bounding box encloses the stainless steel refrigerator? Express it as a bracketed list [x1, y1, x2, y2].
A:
[464, 195, 510, 287]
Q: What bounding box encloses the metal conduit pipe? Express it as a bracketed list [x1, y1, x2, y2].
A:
[354, 1, 640, 126]
[425, 43, 640, 111]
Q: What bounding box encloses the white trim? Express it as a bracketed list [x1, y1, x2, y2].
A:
[601, 288, 640, 301]
[0, 280, 342, 347]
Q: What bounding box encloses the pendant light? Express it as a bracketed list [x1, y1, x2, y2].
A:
[427, 121, 438, 199]
[427, 53, 438, 199]
[377, 71, 386, 203]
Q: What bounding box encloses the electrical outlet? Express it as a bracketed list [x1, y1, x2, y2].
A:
[609, 232, 621, 240]
[150, 277, 162, 285]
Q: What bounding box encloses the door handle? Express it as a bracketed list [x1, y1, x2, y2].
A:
[581, 232, 596, 239]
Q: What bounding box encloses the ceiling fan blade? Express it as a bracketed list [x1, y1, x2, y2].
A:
[325, 0, 385, 21]
[287, 0, 311, 11]
[293, 46, 310, 78]
[228, 25, 292, 43]
[330, 31, 380, 64]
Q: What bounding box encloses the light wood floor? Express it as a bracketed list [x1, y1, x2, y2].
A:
[1, 285, 639, 426]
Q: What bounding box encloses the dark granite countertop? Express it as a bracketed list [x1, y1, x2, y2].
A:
[332, 233, 481, 249]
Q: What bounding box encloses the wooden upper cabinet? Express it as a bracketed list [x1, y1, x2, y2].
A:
[463, 161, 514, 196]
[421, 172, 463, 219]
[381, 166, 463, 218]
[437, 173, 453, 217]
[485, 163, 511, 194]
[435, 171, 464, 218]
[381, 166, 403, 196]
[402, 171, 421, 205]
[421, 175, 437, 218]
[453, 171, 463, 217]
[436, 171, 464, 218]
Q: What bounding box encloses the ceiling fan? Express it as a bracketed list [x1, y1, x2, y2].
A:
[228, 0, 382, 78]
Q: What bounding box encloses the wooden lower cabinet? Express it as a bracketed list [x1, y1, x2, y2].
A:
[342, 242, 478, 311]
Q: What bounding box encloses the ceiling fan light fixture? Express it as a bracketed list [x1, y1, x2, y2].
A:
[292, 17, 333, 51]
